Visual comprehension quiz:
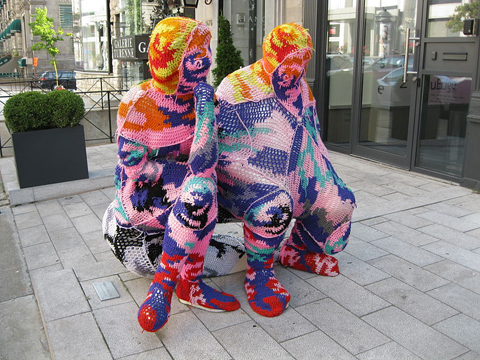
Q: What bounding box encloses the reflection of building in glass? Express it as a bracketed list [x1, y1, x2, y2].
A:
[72, 0, 108, 71]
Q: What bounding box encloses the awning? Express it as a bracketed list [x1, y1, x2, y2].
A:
[0, 19, 21, 41]
[10, 19, 21, 33]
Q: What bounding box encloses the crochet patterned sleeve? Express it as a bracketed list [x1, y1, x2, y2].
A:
[188, 82, 218, 176]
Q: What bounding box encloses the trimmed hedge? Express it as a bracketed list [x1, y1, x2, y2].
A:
[4, 90, 85, 133]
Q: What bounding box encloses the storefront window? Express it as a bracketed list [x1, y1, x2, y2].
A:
[225, 0, 265, 65]
[119, 0, 157, 37]
[324, 0, 358, 147]
[427, 0, 466, 37]
[72, 0, 157, 72]
[72, 0, 109, 71]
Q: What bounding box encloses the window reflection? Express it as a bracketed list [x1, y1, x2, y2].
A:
[358, 1, 417, 156]
[72, 0, 108, 71]
[325, 1, 358, 147]
[427, 0, 476, 37]
[416, 75, 471, 176]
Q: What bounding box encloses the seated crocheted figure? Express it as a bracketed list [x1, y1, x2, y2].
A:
[216, 23, 356, 317]
[102, 17, 240, 332]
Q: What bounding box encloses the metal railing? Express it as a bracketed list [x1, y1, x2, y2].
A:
[0, 76, 133, 157]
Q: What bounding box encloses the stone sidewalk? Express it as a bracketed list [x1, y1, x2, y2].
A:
[1, 144, 480, 359]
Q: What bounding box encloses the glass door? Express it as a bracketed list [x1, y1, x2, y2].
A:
[355, 0, 422, 166]
[414, 0, 476, 178]
[324, 0, 359, 149]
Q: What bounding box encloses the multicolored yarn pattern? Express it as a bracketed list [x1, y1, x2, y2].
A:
[262, 22, 313, 74]
[106, 17, 239, 332]
[148, 17, 211, 94]
[216, 23, 356, 317]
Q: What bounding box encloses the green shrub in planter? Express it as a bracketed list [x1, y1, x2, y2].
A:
[4, 90, 88, 188]
[3, 91, 50, 132]
[4, 90, 85, 133]
[46, 90, 85, 128]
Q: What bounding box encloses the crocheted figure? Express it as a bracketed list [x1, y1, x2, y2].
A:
[216, 23, 356, 317]
[103, 17, 240, 332]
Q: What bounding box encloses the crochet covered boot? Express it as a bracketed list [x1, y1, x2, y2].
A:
[176, 248, 240, 312]
[279, 221, 340, 277]
[244, 226, 290, 317]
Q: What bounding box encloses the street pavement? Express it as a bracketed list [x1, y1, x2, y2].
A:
[0, 143, 480, 360]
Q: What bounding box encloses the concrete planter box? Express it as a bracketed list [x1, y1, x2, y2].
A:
[12, 125, 89, 188]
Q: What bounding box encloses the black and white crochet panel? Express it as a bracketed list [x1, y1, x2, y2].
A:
[103, 203, 162, 277]
[103, 202, 246, 278]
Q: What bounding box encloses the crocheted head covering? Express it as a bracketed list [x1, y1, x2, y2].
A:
[262, 23, 313, 75]
[216, 22, 313, 109]
[148, 17, 211, 94]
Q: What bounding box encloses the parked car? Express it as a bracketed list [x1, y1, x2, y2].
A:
[37, 71, 77, 90]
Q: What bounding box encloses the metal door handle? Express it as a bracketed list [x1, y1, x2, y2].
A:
[403, 28, 419, 83]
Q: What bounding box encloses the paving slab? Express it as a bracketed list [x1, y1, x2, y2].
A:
[336, 252, 390, 286]
[433, 314, 480, 354]
[0, 295, 51, 360]
[296, 298, 390, 355]
[46, 312, 113, 360]
[370, 236, 443, 267]
[17, 224, 50, 247]
[424, 260, 480, 294]
[160, 311, 232, 360]
[306, 274, 390, 317]
[31, 268, 90, 322]
[212, 320, 294, 360]
[365, 277, 458, 325]
[421, 240, 480, 272]
[356, 341, 421, 360]
[418, 224, 480, 250]
[367, 255, 449, 292]
[427, 283, 480, 320]
[94, 302, 164, 359]
[282, 330, 356, 360]
[362, 306, 468, 360]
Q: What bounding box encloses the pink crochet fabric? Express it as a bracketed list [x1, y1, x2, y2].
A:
[105, 17, 239, 332]
[215, 23, 356, 317]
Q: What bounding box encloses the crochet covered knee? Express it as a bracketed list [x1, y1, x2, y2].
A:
[173, 176, 217, 230]
[244, 189, 294, 239]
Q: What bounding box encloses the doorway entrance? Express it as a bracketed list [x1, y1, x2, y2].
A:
[322, 0, 477, 180]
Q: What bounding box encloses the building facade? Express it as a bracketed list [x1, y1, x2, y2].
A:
[0, 0, 75, 75]
[4, 0, 479, 189]
[308, 1, 480, 191]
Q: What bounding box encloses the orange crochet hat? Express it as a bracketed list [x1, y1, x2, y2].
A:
[262, 23, 313, 74]
[148, 17, 211, 94]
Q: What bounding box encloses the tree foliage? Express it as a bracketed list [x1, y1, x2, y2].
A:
[150, 0, 176, 31]
[29, 7, 72, 86]
[446, 1, 479, 33]
[212, 15, 244, 88]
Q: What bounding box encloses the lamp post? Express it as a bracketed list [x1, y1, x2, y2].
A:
[182, 0, 212, 8]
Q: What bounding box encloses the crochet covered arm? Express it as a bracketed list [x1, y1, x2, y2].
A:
[137, 82, 222, 332]
[188, 82, 218, 176]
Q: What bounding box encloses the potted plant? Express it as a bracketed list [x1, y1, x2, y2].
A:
[4, 90, 88, 188]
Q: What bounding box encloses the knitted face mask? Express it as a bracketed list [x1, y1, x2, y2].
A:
[148, 17, 212, 94]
